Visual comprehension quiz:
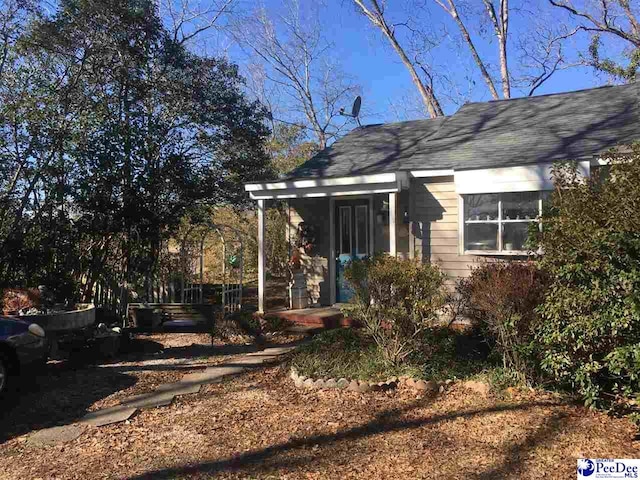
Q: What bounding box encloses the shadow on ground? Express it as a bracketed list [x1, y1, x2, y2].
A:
[0, 335, 302, 443]
[0, 361, 137, 443]
[125, 399, 563, 479]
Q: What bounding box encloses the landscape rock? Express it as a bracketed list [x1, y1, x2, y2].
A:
[405, 378, 416, 388]
[462, 380, 490, 397]
[303, 378, 316, 389]
[414, 380, 429, 390]
[290, 369, 298, 381]
[314, 379, 325, 388]
[357, 381, 371, 393]
[424, 380, 439, 393]
[336, 378, 349, 389]
[325, 379, 338, 389]
[347, 380, 360, 392]
[294, 377, 305, 389]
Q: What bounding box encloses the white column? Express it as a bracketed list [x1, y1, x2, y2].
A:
[389, 192, 397, 257]
[329, 197, 336, 305]
[257, 198, 266, 313]
[368, 195, 374, 255]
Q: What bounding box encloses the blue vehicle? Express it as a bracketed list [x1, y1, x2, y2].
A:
[0, 316, 47, 396]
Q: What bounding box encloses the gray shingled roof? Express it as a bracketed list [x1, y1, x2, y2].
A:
[284, 82, 640, 179]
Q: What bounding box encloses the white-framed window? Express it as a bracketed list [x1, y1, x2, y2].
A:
[462, 191, 546, 254]
[354, 205, 368, 256]
[339, 206, 352, 255]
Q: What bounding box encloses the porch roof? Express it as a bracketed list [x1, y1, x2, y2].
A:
[272, 82, 640, 181]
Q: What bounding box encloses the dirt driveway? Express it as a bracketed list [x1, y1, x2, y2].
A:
[1, 361, 638, 479]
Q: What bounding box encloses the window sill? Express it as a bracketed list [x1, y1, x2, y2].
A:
[464, 250, 538, 257]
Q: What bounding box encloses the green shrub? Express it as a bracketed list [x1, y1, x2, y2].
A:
[343, 254, 446, 366]
[536, 144, 640, 415]
[457, 261, 548, 385]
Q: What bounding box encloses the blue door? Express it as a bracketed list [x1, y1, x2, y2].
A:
[336, 203, 370, 303]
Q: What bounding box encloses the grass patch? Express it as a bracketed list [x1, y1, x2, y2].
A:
[291, 328, 423, 381]
[291, 327, 498, 382]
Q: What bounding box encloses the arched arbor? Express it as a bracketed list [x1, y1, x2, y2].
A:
[178, 222, 246, 313]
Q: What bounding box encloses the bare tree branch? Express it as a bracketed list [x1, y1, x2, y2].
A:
[352, 0, 444, 117]
[232, 2, 360, 148]
[434, 0, 501, 99]
[549, 0, 640, 47]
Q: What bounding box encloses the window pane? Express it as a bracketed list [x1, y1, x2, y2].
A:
[502, 192, 539, 220]
[503, 223, 532, 251]
[339, 208, 351, 254]
[355, 206, 368, 255]
[465, 224, 498, 251]
[465, 194, 499, 221]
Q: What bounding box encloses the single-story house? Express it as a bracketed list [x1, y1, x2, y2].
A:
[245, 82, 640, 313]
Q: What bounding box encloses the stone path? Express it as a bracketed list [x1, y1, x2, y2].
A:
[28, 342, 300, 446]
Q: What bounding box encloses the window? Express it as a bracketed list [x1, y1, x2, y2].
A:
[339, 206, 352, 255]
[354, 205, 368, 256]
[463, 191, 545, 253]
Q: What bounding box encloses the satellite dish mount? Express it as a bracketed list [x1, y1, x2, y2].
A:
[339, 95, 362, 127]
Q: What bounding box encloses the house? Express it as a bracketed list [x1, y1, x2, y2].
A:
[245, 82, 640, 313]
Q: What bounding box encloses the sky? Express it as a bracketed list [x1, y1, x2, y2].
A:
[195, 0, 627, 129]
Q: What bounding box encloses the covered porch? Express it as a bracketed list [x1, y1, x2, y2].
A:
[245, 172, 415, 313]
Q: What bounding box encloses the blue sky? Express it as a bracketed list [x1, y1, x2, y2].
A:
[211, 0, 625, 128]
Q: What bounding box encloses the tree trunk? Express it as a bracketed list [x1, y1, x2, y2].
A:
[353, 0, 444, 118]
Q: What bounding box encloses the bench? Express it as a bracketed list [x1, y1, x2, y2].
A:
[126, 303, 220, 332]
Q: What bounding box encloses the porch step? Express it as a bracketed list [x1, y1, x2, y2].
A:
[264, 307, 356, 329]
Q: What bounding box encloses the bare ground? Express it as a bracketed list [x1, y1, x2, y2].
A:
[1, 362, 638, 480]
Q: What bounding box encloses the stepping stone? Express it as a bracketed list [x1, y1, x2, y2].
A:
[157, 382, 201, 396]
[29, 424, 84, 447]
[202, 365, 246, 379]
[120, 391, 174, 409]
[81, 406, 137, 427]
[180, 365, 246, 386]
[261, 346, 296, 356]
[233, 357, 273, 366]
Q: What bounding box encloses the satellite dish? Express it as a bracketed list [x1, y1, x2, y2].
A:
[339, 95, 362, 126]
[351, 96, 362, 117]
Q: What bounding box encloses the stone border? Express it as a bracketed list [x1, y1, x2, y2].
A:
[290, 367, 453, 395]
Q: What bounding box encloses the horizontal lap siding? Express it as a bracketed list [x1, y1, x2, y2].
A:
[412, 177, 476, 280]
[288, 198, 330, 306]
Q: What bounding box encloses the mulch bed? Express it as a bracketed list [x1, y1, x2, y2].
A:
[1, 364, 638, 479]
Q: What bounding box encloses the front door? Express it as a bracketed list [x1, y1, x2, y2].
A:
[336, 201, 370, 303]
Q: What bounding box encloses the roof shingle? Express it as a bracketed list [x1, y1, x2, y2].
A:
[285, 82, 640, 179]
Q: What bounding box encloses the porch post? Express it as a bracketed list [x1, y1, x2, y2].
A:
[257, 198, 266, 313]
[329, 197, 336, 305]
[389, 191, 397, 257]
